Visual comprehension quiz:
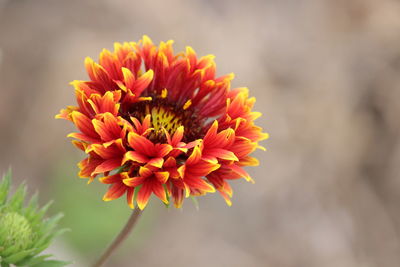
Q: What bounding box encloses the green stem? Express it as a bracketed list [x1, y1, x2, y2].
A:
[92, 209, 142, 267]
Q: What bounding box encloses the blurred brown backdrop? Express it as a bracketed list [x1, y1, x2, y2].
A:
[1, 0, 400, 266]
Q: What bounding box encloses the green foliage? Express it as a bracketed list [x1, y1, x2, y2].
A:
[0, 169, 70, 266]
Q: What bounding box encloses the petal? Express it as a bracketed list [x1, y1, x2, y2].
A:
[184, 177, 215, 193]
[92, 158, 122, 175]
[155, 171, 169, 184]
[186, 145, 202, 165]
[137, 181, 152, 210]
[229, 164, 254, 183]
[147, 157, 164, 168]
[122, 67, 136, 89]
[92, 115, 120, 142]
[123, 176, 146, 187]
[126, 187, 135, 209]
[186, 161, 220, 177]
[71, 111, 99, 139]
[55, 106, 77, 120]
[204, 148, 238, 161]
[72, 140, 87, 151]
[103, 183, 126, 201]
[127, 132, 155, 156]
[132, 69, 154, 96]
[99, 173, 123, 184]
[90, 141, 125, 159]
[177, 165, 185, 178]
[139, 166, 153, 178]
[78, 157, 102, 178]
[152, 180, 168, 204]
[155, 144, 173, 157]
[219, 190, 232, 206]
[68, 132, 99, 143]
[122, 151, 149, 164]
[203, 120, 219, 146]
[172, 186, 184, 208]
[164, 157, 176, 168]
[171, 126, 184, 145]
[238, 156, 259, 166]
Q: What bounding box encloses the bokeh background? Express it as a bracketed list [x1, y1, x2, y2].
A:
[1, 0, 400, 266]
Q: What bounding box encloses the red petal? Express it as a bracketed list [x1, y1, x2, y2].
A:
[123, 176, 146, 187]
[186, 145, 202, 165]
[155, 171, 169, 183]
[155, 144, 173, 157]
[171, 126, 184, 145]
[100, 173, 123, 184]
[229, 164, 254, 183]
[127, 132, 155, 156]
[184, 176, 215, 193]
[78, 157, 102, 178]
[204, 148, 238, 161]
[137, 181, 152, 210]
[90, 141, 125, 159]
[92, 158, 121, 175]
[123, 151, 149, 164]
[139, 166, 153, 178]
[148, 157, 164, 168]
[68, 132, 99, 143]
[186, 161, 220, 177]
[152, 180, 168, 204]
[132, 69, 154, 96]
[126, 187, 135, 209]
[71, 111, 99, 139]
[103, 182, 126, 201]
[122, 67, 136, 89]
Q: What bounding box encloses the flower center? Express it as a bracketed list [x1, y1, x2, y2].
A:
[123, 98, 205, 143]
[0, 212, 33, 252]
[149, 106, 182, 139]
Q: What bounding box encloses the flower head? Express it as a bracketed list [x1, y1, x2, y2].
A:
[57, 36, 268, 209]
[0, 169, 69, 266]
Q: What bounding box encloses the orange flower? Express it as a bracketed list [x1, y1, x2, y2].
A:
[57, 36, 268, 209]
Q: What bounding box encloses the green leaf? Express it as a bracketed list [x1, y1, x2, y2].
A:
[42, 213, 64, 234]
[36, 201, 54, 219]
[0, 168, 11, 205]
[23, 192, 39, 220]
[8, 183, 27, 211]
[3, 249, 34, 263]
[16, 254, 52, 266]
[31, 260, 72, 267]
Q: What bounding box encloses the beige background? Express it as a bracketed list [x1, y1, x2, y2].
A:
[1, 0, 400, 266]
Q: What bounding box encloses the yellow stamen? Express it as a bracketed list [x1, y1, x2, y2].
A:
[161, 88, 168, 98]
[183, 99, 192, 110]
[150, 106, 182, 135]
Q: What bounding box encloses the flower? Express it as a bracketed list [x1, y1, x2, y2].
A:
[0, 169, 69, 266]
[57, 36, 268, 210]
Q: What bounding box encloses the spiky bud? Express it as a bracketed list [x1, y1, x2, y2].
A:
[0, 169, 70, 267]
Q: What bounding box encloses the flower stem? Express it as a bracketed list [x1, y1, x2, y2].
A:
[92, 209, 142, 267]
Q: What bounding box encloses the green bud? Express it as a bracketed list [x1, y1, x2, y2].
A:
[0, 212, 33, 252]
[0, 169, 70, 266]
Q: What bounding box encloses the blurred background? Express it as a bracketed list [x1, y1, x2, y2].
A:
[1, 0, 400, 266]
